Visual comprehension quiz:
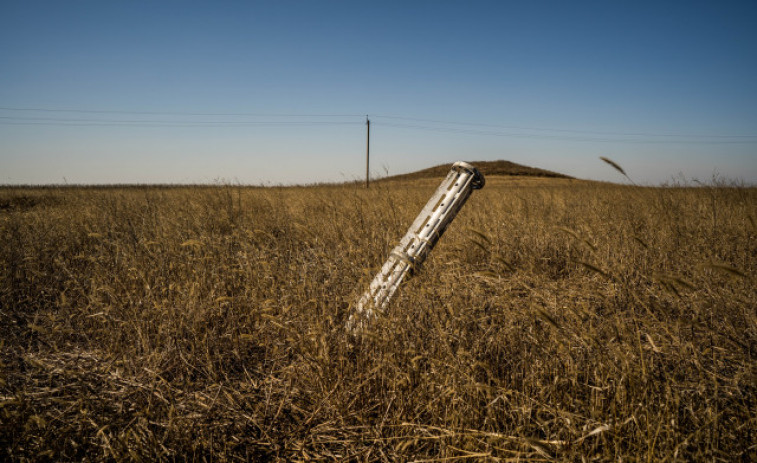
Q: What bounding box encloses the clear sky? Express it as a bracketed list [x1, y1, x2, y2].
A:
[1, 1, 756, 185]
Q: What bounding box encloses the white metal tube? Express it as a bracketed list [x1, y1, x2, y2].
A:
[347, 161, 484, 333]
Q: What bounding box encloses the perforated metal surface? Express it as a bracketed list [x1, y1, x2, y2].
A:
[347, 161, 485, 333]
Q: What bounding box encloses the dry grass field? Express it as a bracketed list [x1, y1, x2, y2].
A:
[1, 170, 755, 461]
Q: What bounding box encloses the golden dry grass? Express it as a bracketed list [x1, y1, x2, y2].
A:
[0, 176, 755, 461]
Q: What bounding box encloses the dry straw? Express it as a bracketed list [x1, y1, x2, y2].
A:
[0, 172, 754, 460]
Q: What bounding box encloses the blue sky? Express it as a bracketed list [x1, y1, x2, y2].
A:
[1, 1, 755, 184]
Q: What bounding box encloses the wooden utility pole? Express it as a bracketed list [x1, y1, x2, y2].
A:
[365, 116, 370, 188]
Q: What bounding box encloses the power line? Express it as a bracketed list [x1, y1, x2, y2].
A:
[372, 114, 757, 139]
[373, 121, 757, 144]
[2, 105, 755, 143]
[0, 121, 363, 128]
[0, 106, 364, 118]
[0, 115, 362, 127]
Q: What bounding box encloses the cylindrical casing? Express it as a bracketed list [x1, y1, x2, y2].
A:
[347, 161, 484, 333]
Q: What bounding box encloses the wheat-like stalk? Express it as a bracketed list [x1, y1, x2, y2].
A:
[0, 179, 753, 461]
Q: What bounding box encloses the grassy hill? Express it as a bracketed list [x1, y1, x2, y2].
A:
[383, 159, 572, 181]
